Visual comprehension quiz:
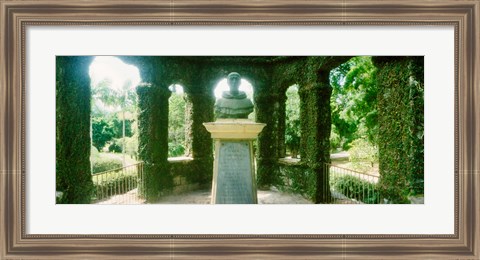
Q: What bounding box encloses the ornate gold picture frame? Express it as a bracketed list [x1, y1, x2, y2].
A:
[1, 0, 478, 258]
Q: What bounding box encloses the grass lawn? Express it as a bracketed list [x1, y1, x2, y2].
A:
[100, 152, 138, 165]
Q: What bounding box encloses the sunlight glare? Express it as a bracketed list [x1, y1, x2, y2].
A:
[214, 78, 254, 101]
[89, 56, 141, 93]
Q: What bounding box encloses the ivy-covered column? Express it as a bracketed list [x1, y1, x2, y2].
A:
[56, 56, 94, 204]
[373, 57, 424, 203]
[276, 92, 287, 158]
[299, 72, 332, 203]
[136, 84, 172, 201]
[255, 92, 280, 188]
[185, 92, 215, 186]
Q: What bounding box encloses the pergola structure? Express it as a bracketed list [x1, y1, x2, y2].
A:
[56, 56, 424, 204]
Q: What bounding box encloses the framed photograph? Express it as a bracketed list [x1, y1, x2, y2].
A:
[1, 0, 478, 259]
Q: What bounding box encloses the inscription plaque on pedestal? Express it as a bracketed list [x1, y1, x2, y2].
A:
[215, 141, 254, 204]
[203, 119, 265, 204]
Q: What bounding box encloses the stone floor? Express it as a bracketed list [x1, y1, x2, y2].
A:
[95, 188, 360, 205]
[96, 188, 314, 205]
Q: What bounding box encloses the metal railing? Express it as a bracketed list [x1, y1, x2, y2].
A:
[92, 162, 144, 204]
[326, 163, 381, 204]
[90, 161, 380, 204]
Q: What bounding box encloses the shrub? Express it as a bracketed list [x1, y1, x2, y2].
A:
[330, 174, 380, 204]
[90, 146, 100, 159]
[168, 142, 185, 157]
[330, 125, 342, 152]
[108, 139, 122, 153]
[91, 154, 123, 173]
[91, 117, 115, 150]
[125, 136, 138, 159]
[348, 139, 378, 172]
[107, 137, 138, 158]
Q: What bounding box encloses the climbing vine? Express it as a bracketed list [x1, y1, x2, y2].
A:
[56, 56, 424, 205]
[374, 57, 424, 203]
[136, 84, 173, 201]
[56, 56, 94, 204]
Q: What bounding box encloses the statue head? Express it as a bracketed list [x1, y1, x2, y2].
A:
[215, 72, 253, 119]
[227, 72, 241, 95]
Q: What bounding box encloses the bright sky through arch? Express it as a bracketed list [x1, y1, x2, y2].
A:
[89, 57, 253, 102]
[169, 84, 185, 94]
[89, 56, 141, 112]
[89, 56, 141, 93]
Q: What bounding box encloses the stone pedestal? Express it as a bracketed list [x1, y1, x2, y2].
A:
[203, 119, 266, 204]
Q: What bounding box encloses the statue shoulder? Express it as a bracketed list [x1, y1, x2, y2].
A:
[215, 97, 253, 109]
[236, 98, 254, 108]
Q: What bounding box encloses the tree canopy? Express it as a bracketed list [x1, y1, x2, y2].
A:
[168, 87, 186, 157]
[284, 85, 301, 157]
[329, 56, 378, 149]
[91, 76, 137, 153]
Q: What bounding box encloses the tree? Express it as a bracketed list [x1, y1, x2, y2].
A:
[329, 56, 378, 149]
[168, 88, 186, 157]
[91, 117, 115, 150]
[91, 77, 137, 164]
[112, 116, 133, 138]
[284, 85, 301, 158]
[91, 79, 122, 111]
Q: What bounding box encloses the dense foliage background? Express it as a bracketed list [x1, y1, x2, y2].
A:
[329, 56, 378, 150]
[283, 56, 379, 170]
[281, 56, 423, 202]
[168, 86, 187, 157]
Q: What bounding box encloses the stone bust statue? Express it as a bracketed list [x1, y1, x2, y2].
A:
[214, 72, 254, 119]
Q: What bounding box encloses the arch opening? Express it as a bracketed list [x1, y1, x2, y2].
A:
[284, 84, 301, 159]
[168, 84, 189, 158]
[88, 56, 141, 172]
[329, 56, 379, 173]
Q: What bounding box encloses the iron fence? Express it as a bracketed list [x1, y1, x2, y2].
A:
[92, 162, 144, 204]
[326, 163, 381, 204]
[90, 161, 381, 204]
